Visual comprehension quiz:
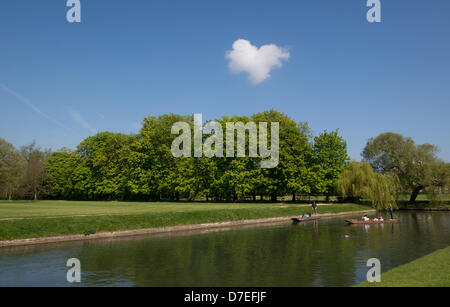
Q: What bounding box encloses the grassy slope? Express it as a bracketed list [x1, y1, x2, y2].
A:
[358, 246, 450, 287]
[0, 201, 370, 240]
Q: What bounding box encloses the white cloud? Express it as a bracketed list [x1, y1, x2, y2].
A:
[69, 109, 97, 134]
[225, 39, 290, 84]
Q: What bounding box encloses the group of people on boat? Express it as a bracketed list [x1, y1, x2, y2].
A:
[361, 203, 395, 222]
[303, 201, 395, 222]
[361, 214, 384, 222]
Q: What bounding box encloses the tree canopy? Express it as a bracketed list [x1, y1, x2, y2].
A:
[0, 138, 25, 200]
[362, 132, 449, 204]
[1, 110, 351, 201]
[336, 161, 399, 209]
[5, 114, 447, 204]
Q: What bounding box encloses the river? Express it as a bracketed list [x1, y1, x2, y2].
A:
[0, 211, 449, 286]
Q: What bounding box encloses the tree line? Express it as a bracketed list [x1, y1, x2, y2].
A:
[1, 110, 448, 206]
[0, 140, 51, 200]
[1, 110, 349, 201]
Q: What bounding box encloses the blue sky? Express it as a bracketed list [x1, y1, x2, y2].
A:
[1, 0, 449, 161]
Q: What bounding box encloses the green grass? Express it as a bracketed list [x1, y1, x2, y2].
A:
[396, 193, 450, 201]
[0, 201, 371, 240]
[396, 193, 450, 208]
[358, 246, 450, 287]
[0, 200, 293, 219]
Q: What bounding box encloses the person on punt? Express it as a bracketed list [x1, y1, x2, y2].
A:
[388, 203, 394, 220]
[379, 216, 384, 221]
[373, 217, 379, 222]
[312, 201, 317, 215]
[362, 215, 370, 222]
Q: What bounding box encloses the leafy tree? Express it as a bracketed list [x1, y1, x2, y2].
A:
[129, 114, 193, 200]
[336, 161, 399, 209]
[424, 162, 450, 204]
[284, 122, 314, 201]
[45, 150, 79, 199]
[362, 132, 447, 204]
[311, 130, 349, 200]
[2, 110, 358, 202]
[252, 110, 313, 201]
[0, 138, 25, 199]
[75, 132, 134, 200]
[20, 142, 51, 200]
[214, 115, 261, 201]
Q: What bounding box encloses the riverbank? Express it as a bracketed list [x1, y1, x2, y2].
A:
[400, 207, 450, 211]
[0, 201, 374, 247]
[358, 246, 450, 287]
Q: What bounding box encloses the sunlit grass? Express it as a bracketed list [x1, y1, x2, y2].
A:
[358, 246, 450, 287]
[0, 201, 370, 240]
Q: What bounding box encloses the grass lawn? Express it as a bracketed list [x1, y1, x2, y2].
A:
[358, 246, 450, 287]
[396, 193, 450, 202]
[0, 200, 371, 240]
[0, 200, 305, 219]
[396, 193, 450, 209]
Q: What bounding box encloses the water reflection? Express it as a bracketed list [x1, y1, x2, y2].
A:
[0, 212, 449, 286]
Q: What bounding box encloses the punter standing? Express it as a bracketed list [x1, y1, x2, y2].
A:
[312, 201, 317, 215]
[388, 203, 394, 220]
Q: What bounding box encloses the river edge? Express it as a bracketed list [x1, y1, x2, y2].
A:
[400, 208, 450, 211]
[0, 209, 375, 248]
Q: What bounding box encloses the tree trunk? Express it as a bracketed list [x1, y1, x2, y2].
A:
[409, 185, 424, 204]
[292, 193, 296, 202]
[271, 194, 277, 202]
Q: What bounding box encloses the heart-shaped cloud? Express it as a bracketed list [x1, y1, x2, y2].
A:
[226, 39, 290, 84]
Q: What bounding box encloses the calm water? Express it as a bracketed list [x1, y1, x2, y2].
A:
[0, 211, 449, 286]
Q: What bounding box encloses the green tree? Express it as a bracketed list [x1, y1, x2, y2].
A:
[0, 138, 25, 199]
[129, 114, 193, 200]
[2, 110, 357, 202]
[311, 130, 349, 200]
[20, 142, 51, 200]
[424, 161, 450, 204]
[214, 115, 261, 201]
[336, 161, 399, 209]
[75, 132, 134, 200]
[45, 150, 79, 199]
[252, 110, 312, 201]
[285, 122, 314, 201]
[362, 132, 447, 204]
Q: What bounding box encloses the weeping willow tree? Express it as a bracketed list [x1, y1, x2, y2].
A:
[336, 161, 399, 209]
